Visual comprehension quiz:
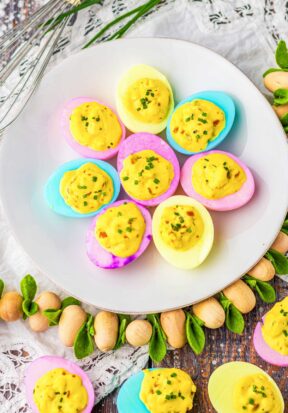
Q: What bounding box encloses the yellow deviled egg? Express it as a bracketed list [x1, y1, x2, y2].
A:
[152, 195, 214, 269]
[116, 64, 174, 133]
[208, 362, 284, 413]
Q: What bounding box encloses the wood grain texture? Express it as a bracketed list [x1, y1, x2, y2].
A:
[1, 3, 287, 413]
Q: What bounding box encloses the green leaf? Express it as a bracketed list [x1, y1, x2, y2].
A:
[225, 303, 245, 334]
[185, 312, 205, 355]
[273, 88, 288, 106]
[280, 113, 288, 126]
[147, 314, 167, 364]
[74, 314, 94, 360]
[243, 275, 276, 304]
[284, 125, 288, 133]
[276, 40, 288, 69]
[282, 218, 288, 235]
[43, 308, 62, 326]
[218, 292, 230, 311]
[61, 296, 80, 309]
[22, 299, 39, 317]
[87, 313, 95, 336]
[114, 314, 131, 350]
[0, 279, 4, 298]
[263, 68, 288, 77]
[20, 274, 37, 301]
[265, 249, 288, 275]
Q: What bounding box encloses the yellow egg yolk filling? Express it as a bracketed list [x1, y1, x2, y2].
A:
[60, 162, 113, 214]
[262, 296, 288, 355]
[159, 205, 204, 251]
[170, 99, 225, 152]
[233, 373, 282, 413]
[123, 78, 171, 124]
[69, 102, 122, 151]
[33, 368, 88, 413]
[140, 368, 196, 413]
[95, 202, 145, 258]
[120, 150, 174, 200]
[191, 153, 246, 200]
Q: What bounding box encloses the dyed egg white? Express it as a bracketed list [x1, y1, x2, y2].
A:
[152, 195, 214, 269]
[181, 150, 255, 211]
[44, 158, 120, 218]
[25, 355, 94, 413]
[208, 361, 284, 413]
[117, 133, 180, 207]
[116, 64, 174, 133]
[86, 199, 152, 269]
[253, 313, 288, 367]
[166, 90, 235, 155]
[61, 97, 126, 160]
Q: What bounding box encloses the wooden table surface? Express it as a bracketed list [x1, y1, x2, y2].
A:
[1, 2, 287, 412]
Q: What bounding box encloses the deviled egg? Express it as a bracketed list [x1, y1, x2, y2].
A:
[166, 91, 235, 155]
[208, 361, 284, 413]
[116, 64, 174, 133]
[253, 296, 288, 367]
[61, 97, 125, 160]
[45, 158, 120, 218]
[86, 199, 152, 269]
[152, 195, 214, 269]
[181, 150, 255, 211]
[117, 133, 180, 207]
[25, 355, 94, 413]
[117, 368, 196, 413]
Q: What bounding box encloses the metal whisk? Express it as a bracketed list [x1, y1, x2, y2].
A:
[0, 0, 79, 133]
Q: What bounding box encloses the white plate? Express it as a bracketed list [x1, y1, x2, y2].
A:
[1, 38, 288, 314]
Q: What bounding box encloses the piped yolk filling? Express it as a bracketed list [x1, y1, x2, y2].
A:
[95, 202, 145, 258]
[170, 99, 225, 152]
[140, 368, 196, 413]
[69, 102, 122, 151]
[192, 153, 246, 200]
[159, 205, 204, 251]
[123, 78, 171, 124]
[33, 368, 88, 413]
[60, 162, 113, 214]
[233, 373, 282, 413]
[120, 150, 174, 201]
[262, 296, 288, 355]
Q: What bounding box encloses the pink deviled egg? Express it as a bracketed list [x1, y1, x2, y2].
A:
[253, 296, 288, 367]
[86, 199, 152, 269]
[61, 97, 126, 160]
[117, 133, 180, 207]
[25, 355, 94, 413]
[181, 150, 255, 211]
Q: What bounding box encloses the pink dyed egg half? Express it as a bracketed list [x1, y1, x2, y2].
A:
[117, 133, 180, 207]
[253, 317, 288, 367]
[86, 199, 152, 269]
[181, 150, 255, 211]
[25, 355, 95, 413]
[61, 97, 126, 160]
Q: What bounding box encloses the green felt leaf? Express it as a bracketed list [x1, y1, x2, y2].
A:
[61, 296, 80, 309]
[265, 249, 288, 275]
[280, 113, 288, 126]
[243, 275, 276, 303]
[20, 274, 37, 301]
[225, 303, 245, 334]
[43, 308, 62, 326]
[147, 314, 167, 363]
[114, 314, 131, 350]
[263, 68, 288, 77]
[276, 40, 288, 69]
[74, 314, 94, 360]
[185, 312, 205, 355]
[273, 88, 288, 106]
[22, 299, 39, 317]
[0, 279, 4, 298]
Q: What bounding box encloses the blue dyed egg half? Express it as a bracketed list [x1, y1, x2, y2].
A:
[44, 158, 120, 218]
[166, 90, 235, 155]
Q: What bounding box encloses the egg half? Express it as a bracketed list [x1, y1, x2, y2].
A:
[152, 195, 214, 269]
[44, 158, 120, 218]
[181, 150, 255, 211]
[25, 355, 94, 413]
[116, 64, 174, 133]
[61, 97, 126, 160]
[117, 368, 196, 413]
[86, 199, 152, 269]
[117, 133, 180, 207]
[208, 362, 284, 413]
[253, 296, 288, 367]
[166, 90, 235, 155]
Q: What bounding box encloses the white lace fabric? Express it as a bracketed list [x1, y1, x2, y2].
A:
[0, 1, 287, 412]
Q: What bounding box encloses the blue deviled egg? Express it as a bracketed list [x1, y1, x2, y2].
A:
[166, 90, 235, 155]
[44, 158, 120, 218]
[117, 368, 196, 413]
